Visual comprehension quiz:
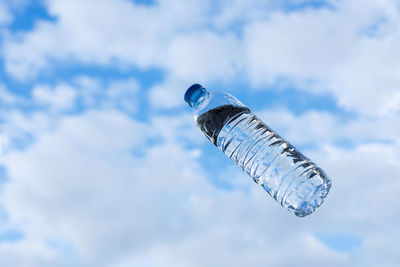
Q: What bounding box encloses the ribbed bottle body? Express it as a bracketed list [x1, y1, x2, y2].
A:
[197, 106, 331, 217]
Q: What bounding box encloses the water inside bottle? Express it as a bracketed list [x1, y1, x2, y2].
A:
[196, 105, 250, 145]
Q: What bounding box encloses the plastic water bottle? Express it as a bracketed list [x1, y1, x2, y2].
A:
[184, 84, 331, 217]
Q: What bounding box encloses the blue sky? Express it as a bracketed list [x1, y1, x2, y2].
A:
[0, 0, 400, 266]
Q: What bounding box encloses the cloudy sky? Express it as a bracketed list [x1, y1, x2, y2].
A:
[0, 0, 399, 266]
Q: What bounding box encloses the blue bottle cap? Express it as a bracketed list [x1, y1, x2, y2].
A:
[184, 84, 205, 107]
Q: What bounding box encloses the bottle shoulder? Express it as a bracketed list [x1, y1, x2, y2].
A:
[193, 91, 247, 118]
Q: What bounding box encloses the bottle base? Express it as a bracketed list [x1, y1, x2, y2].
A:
[290, 179, 331, 217]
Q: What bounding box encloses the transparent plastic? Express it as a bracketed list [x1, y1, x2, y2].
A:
[185, 84, 331, 217]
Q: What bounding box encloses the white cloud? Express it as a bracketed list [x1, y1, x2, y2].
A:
[2, 0, 212, 80]
[105, 79, 140, 113]
[257, 108, 400, 149]
[0, 84, 21, 105]
[0, 109, 53, 156]
[148, 78, 189, 109]
[1, 1, 400, 266]
[29, 76, 142, 114]
[33, 84, 77, 112]
[113, 231, 348, 267]
[0, 0, 26, 25]
[0, 102, 399, 266]
[0, 110, 212, 266]
[0, 1, 12, 25]
[243, 0, 400, 115]
[381, 91, 400, 114]
[165, 31, 243, 82]
[5, 0, 400, 115]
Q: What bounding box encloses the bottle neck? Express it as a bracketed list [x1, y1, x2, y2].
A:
[184, 84, 209, 108]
